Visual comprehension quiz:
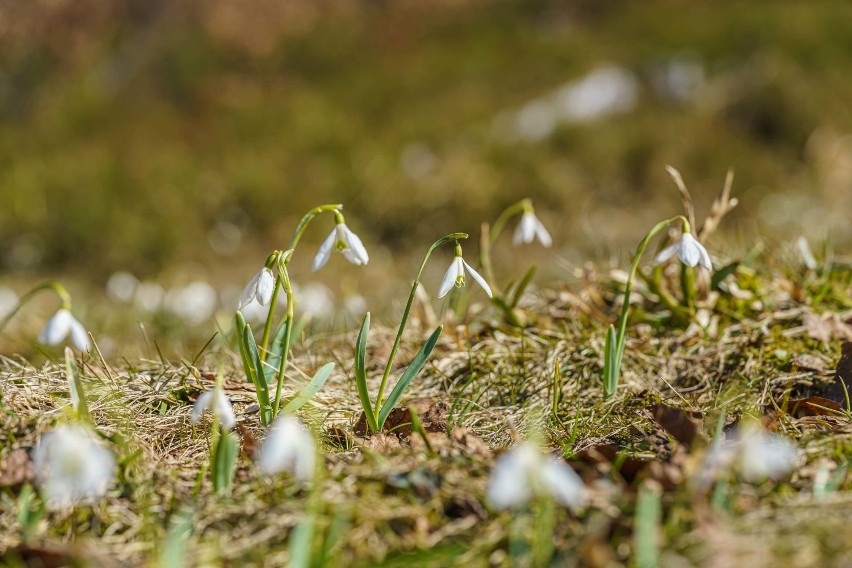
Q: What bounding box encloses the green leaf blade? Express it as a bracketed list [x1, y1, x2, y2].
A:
[282, 362, 335, 414]
[354, 313, 378, 432]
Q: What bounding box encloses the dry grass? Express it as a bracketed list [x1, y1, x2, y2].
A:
[1, 252, 851, 567]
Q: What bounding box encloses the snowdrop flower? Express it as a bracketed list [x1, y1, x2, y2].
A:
[654, 232, 712, 270]
[39, 308, 90, 351]
[487, 442, 585, 510]
[238, 267, 275, 310]
[257, 415, 316, 482]
[191, 388, 236, 431]
[513, 209, 552, 247]
[312, 216, 369, 272]
[33, 424, 115, 510]
[438, 246, 492, 298]
[701, 423, 797, 485]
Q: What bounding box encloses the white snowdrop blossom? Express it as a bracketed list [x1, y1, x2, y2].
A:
[39, 309, 90, 351]
[513, 210, 552, 247]
[487, 442, 585, 510]
[238, 267, 275, 310]
[257, 415, 316, 482]
[191, 389, 236, 431]
[438, 256, 493, 299]
[654, 232, 712, 270]
[701, 423, 797, 485]
[33, 424, 116, 510]
[312, 222, 369, 272]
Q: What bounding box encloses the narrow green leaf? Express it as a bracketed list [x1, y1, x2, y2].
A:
[354, 313, 378, 431]
[282, 362, 335, 414]
[64, 347, 90, 422]
[635, 482, 662, 568]
[235, 313, 272, 425]
[378, 325, 443, 428]
[289, 512, 316, 568]
[509, 264, 537, 308]
[264, 318, 289, 383]
[212, 431, 238, 495]
[604, 324, 618, 398]
[710, 261, 739, 290]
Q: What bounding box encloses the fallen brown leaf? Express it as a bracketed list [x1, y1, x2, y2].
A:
[803, 313, 852, 344]
[650, 404, 703, 449]
[0, 449, 33, 488]
[824, 341, 852, 405]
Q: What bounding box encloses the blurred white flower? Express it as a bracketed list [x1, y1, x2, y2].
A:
[134, 281, 165, 313]
[796, 236, 817, 270]
[438, 256, 492, 298]
[0, 286, 18, 318]
[191, 388, 236, 431]
[238, 267, 275, 311]
[513, 210, 552, 247]
[312, 223, 369, 272]
[300, 283, 335, 318]
[166, 281, 218, 325]
[487, 442, 585, 510]
[106, 271, 139, 303]
[654, 232, 712, 270]
[257, 415, 316, 481]
[701, 423, 797, 484]
[554, 66, 638, 122]
[39, 309, 90, 351]
[33, 424, 115, 510]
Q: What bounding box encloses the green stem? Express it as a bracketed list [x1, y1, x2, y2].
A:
[272, 256, 295, 418]
[373, 232, 468, 415]
[479, 199, 531, 290]
[0, 281, 72, 337]
[259, 203, 340, 359]
[613, 216, 688, 372]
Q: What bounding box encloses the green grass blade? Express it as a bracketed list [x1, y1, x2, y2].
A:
[354, 313, 378, 432]
[282, 362, 335, 414]
[264, 318, 289, 383]
[289, 512, 316, 568]
[635, 482, 662, 568]
[377, 325, 442, 428]
[604, 324, 618, 398]
[64, 347, 90, 423]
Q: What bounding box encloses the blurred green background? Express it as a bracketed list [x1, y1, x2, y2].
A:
[1, 0, 851, 353]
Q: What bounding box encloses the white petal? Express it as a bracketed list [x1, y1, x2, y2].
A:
[533, 216, 553, 247]
[487, 449, 533, 509]
[678, 234, 702, 267]
[67, 315, 91, 351]
[214, 391, 236, 430]
[653, 242, 680, 266]
[463, 260, 493, 298]
[311, 228, 337, 272]
[341, 225, 369, 265]
[696, 241, 713, 271]
[258, 415, 316, 481]
[437, 258, 462, 298]
[255, 268, 276, 306]
[521, 212, 538, 245]
[237, 271, 261, 310]
[39, 309, 73, 346]
[191, 391, 213, 423]
[541, 460, 585, 508]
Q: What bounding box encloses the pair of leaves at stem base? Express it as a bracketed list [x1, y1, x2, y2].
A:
[355, 312, 443, 433]
[235, 312, 335, 427]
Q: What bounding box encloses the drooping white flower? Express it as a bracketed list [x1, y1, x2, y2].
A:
[700, 423, 797, 485]
[38, 309, 90, 351]
[238, 267, 275, 310]
[654, 232, 712, 270]
[33, 424, 116, 510]
[513, 210, 552, 247]
[312, 223, 369, 272]
[487, 442, 585, 510]
[438, 256, 493, 299]
[191, 388, 236, 431]
[257, 415, 316, 482]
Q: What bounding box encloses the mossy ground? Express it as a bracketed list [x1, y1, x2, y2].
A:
[1, 252, 850, 567]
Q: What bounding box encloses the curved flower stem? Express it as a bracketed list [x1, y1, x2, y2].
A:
[0, 281, 72, 337]
[259, 203, 341, 360]
[373, 232, 468, 415]
[613, 215, 689, 373]
[479, 199, 530, 288]
[272, 255, 295, 418]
